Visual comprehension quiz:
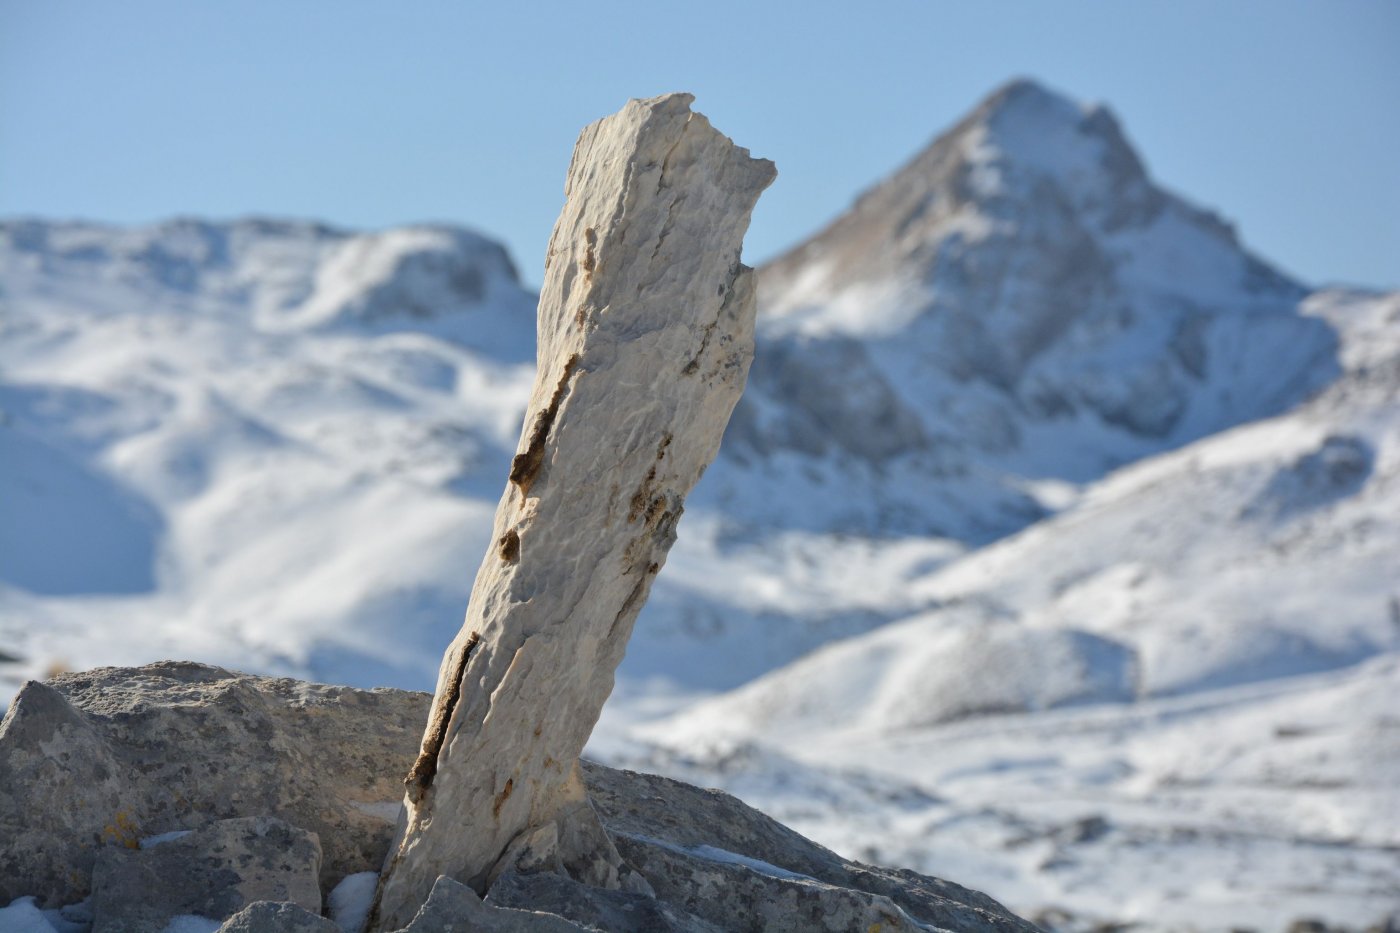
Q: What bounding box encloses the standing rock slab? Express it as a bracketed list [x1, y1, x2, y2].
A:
[0, 661, 429, 907]
[90, 816, 321, 933]
[372, 92, 775, 928]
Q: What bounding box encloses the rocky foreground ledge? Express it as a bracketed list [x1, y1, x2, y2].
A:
[0, 662, 1036, 932]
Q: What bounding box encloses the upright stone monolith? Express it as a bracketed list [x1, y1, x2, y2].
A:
[370, 93, 775, 929]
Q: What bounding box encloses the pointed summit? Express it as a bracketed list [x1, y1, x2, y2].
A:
[763, 80, 1176, 323]
[760, 78, 1302, 337]
[734, 79, 1329, 503]
[962, 78, 1153, 197]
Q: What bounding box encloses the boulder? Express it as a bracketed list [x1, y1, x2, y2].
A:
[580, 761, 1026, 928]
[217, 900, 341, 933]
[612, 835, 928, 933]
[90, 816, 321, 933]
[394, 875, 589, 932]
[0, 663, 1036, 932]
[0, 661, 427, 907]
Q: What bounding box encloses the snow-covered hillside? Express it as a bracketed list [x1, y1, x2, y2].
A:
[2, 81, 1396, 930]
[709, 79, 1337, 542]
[625, 287, 1400, 928]
[660, 291, 1400, 739]
[0, 219, 538, 690]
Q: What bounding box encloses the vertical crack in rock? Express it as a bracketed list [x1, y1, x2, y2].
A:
[509, 353, 581, 496]
[403, 632, 480, 803]
[491, 778, 515, 819]
[370, 92, 774, 930]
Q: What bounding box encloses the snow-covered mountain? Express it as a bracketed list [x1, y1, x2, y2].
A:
[627, 286, 1400, 928]
[0, 219, 538, 688]
[709, 79, 1336, 541]
[626, 78, 1350, 695]
[2, 81, 1396, 929]
[664, 290, 1400, 735]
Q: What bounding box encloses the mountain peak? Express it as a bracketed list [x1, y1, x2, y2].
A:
[942, 79, 1151, 211]
[749, 79, 1324, 488]
[761, 77, 1295, 321]
[975, 77, 1086, 126]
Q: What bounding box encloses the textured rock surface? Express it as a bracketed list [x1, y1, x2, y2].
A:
[0, 663, 1035, 932]
[0, 661, 428, 907]
[216, 900, 341, 933]
[613, 835, 931, 933]
[90, 816, 321, 933]
[488, 870, 721, 932]
[372, 91, 775, 927]
[395, 875, 589, 932]
[584, 762, 1034, 933]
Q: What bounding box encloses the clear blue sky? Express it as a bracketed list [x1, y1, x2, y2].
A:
[2, 1, 1396, 290]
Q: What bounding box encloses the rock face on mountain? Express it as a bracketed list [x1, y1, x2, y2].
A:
[0, 662, 1037, 932]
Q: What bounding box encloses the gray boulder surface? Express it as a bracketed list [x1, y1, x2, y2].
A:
[0, 662, 1035, 932]
[216, 900, 341, 933]
[487, 870, 723, 932]
[585, 762, 1031, 932]
[0, 660, 429, 907]
[612, 835, 928, 933]
[394, 875, 590, 932]
[90, 816, 321, 933]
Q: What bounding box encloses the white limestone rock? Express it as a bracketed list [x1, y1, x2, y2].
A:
[372, 92, 775, 928]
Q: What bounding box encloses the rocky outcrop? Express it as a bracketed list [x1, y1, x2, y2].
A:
[583, 763, 1031, 932]
[0, 661, 427, 907]
[90, 817, 322, 933]
[216, 901, 341, 933]
[0, 662, 1036, 932]
[372, 92, 776, 927]
[395, 876, 591, 932]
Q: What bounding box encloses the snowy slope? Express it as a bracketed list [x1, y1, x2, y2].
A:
[0, 219, 538, 690]
[626, 287, 1400, 929]
[658, 290, 1400, 741]
[621, 654, 1400, 932]
[614, 79, 1352, 696]
[0, 216, 946, 698]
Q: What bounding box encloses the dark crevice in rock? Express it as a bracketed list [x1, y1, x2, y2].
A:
[510, 354, 582, 496]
